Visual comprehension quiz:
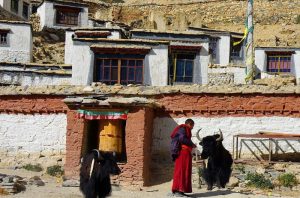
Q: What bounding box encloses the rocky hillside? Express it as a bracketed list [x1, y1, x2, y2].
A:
[29, 0, 300, 64]
[92, 0, 300, 47]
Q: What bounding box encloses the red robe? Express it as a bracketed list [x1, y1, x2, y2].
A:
[171, 124, 193, 193]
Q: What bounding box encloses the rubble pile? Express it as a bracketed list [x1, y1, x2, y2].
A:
[0, 173, 46, 195]
[192, 163, 300, 197]
[30, 13, 41, 32]
[32, 28, 66, 64]
[254, 75, 296, 86]
[0, 174, 26, 195]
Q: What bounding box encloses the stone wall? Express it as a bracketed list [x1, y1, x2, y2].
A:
[0, 113, 67, 167]
[208, 73, 234, 85]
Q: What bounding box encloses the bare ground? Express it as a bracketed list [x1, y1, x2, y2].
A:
[0, 168, 297, 198]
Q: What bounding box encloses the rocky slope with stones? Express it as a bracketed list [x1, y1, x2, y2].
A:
[96, 0, 300, 47]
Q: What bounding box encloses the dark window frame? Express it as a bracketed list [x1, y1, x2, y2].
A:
[0, 32, 8, 46]
[11, 0, 19, 13]
[95, 58, 144, 85]
[170, 53, 195, 83]
[55, 6, 81, 26]
[209, 37, 218, 62]
[22, 2, 29, 19]
[267, 54, 292, 73]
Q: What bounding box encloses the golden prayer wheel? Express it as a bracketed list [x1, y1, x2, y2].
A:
[98, 120, 123, 153]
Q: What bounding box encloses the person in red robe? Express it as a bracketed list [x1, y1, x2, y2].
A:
[171, 119, 196, 197]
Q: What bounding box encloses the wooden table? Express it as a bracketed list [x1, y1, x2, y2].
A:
[232, 132, 300, 162]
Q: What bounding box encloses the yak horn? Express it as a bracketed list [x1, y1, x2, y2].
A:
[92, 149, 104, 160]
[216, 129, 223, 141]
[196, 128, 202, 141]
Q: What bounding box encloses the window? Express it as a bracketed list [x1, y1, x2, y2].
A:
[231, 42, 243, 59]
[95, 58, 143, 85]
[209, 38, 218, 62]
[0, 32, 8, 45]
[22, 2, 29, 19]
[55, 6, 80, 26]
[11, 0, 19, 13]
[31, 5, 38, 14]
[267, 54, 292, 73]
[170, 54, 194, 83]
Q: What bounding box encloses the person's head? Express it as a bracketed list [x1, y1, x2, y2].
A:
[185, 119, 194, 129]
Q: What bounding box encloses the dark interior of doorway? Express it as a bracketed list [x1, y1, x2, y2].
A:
[82, 120, 127, 163]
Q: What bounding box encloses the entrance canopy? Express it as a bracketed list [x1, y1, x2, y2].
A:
[77, 109, 128, 120]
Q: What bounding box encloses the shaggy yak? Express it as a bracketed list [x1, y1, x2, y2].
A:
[80, 149, 121, 198]
[197, 129, 233, 190]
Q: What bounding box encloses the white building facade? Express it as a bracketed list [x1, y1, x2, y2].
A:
[37, 0, 89, 30]
[0, 20, 32, 63]
[255, 47, 300, 84]
[0, 0, 31, 20]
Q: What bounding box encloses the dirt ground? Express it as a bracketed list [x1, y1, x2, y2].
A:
[0, 168, 296, 198]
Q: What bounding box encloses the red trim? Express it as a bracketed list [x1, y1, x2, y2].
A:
[54, 5, 81, 13]
[75, 32, 111, 37]
[170, 45, 201, 51]
[265, 51, 295, 55]
[91, 47, 150, 55]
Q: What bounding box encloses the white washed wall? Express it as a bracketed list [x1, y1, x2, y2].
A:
[144, 45, 169, 86]
[198, 42, 209, 84]
[70, 41, 94, 85]
[0, 72, 71, 86]
[0, 22, 32, 63]
[153, 116, 300, 159]
[0, 113, 67, 167]
[218, 35, 231, 66]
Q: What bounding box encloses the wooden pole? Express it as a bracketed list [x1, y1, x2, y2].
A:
[245, 0, 254, 84]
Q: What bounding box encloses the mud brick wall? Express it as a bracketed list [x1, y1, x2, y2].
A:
[65, 107, 154, 187]
[112, 107, 154, 186]
[155, 94, 300, 117]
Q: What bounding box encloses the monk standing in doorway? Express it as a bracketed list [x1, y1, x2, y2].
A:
[170, 119, 197, 197]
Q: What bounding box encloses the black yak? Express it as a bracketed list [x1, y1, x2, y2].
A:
[197, 129, 233, 190]
[80, 149, 121, 198]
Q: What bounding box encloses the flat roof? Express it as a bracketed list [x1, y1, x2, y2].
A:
[90, 44, 152, 50]
[188, 26, 244, 36]
[39, 0, 89, 8]
[73, 38, 170, 45]
[0, 62, 72, 68]
[255, 46, 300, 50]
[0, 20, 31, 25]
[131, 29, 209, 36]
[0, 7, 25, 22]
